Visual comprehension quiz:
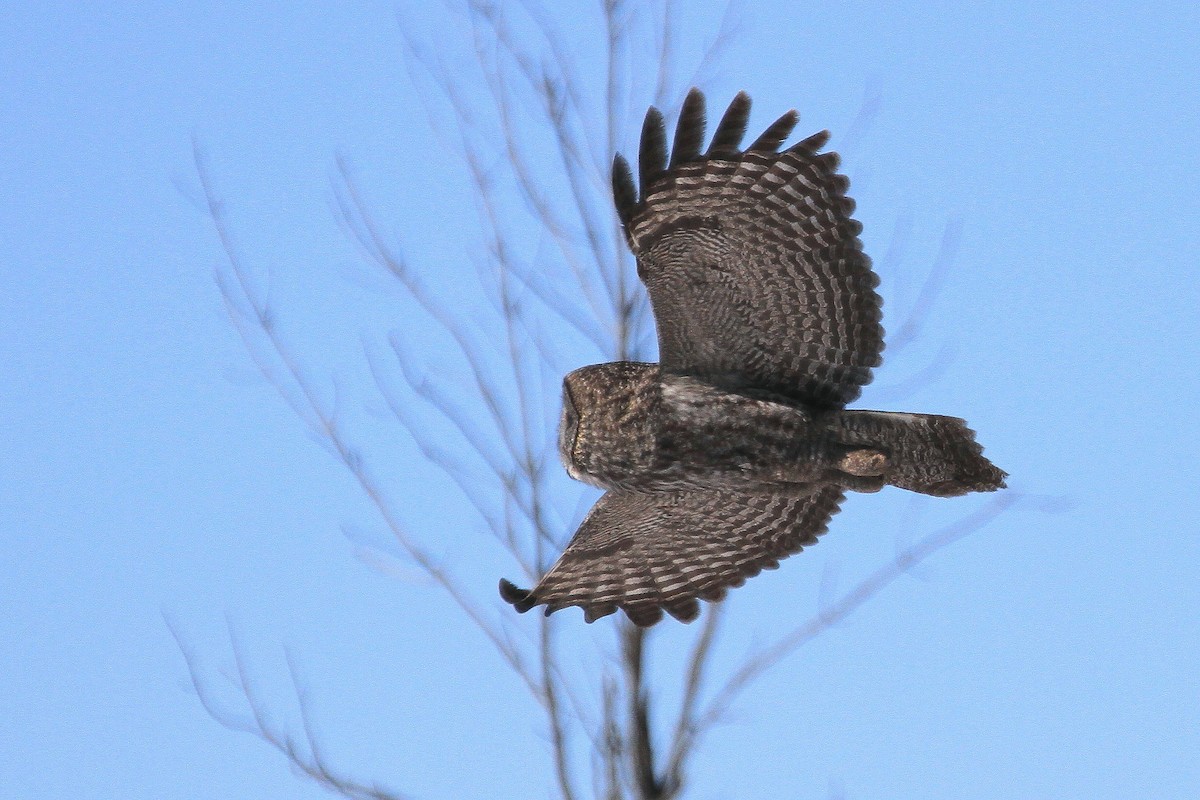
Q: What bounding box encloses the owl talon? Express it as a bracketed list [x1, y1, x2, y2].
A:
[836, 448, 890, 477]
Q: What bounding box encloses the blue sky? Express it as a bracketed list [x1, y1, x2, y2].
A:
[3, 1, 1198, 798]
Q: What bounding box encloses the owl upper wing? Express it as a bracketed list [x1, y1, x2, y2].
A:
[612, 89, 884, 409]
[499, 485, 845, 627]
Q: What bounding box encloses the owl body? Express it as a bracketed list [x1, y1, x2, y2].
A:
[560, 362, 839, 493]
[500, 90, 1007, 626]
[560, 361, 1001, 498]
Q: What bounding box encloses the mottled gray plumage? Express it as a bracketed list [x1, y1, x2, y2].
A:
[500, 90, 1006, 626]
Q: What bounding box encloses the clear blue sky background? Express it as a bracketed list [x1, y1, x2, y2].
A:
[3, 2, 1198, 798]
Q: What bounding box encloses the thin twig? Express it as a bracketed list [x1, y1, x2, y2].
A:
[698, 492, 1022, 731]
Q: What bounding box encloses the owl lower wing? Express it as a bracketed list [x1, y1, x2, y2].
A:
[615, 90, 884, 408]
[499, 485, 845, 627]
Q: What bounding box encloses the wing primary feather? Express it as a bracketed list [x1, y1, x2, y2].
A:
[664, 597, 701, 623]
[815, 151, 841, 172]
[789, 129, 831, 155]
[748, 110, 799, 152]
[670, 88, 707, 167]
[498, 578, 535, 612]
[639, 106, 668, 198]
[707, 91, 752, 155]
[584, 603, 617, 623]
[625, 605, 664, 627]
[612, 153, 637, 228]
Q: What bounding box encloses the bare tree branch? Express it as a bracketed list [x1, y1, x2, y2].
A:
[888, 218, 963, 354]
[179, 4, 1026, 799]
[662, 603, 723, 790]
[697, 492, 1023, 732]
[166, 615, 409, 800]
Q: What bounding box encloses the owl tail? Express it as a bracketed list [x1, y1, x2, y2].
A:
[833, 411, 1007, 497]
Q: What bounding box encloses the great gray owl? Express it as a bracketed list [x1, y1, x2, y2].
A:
[499, 89, 1005, 627]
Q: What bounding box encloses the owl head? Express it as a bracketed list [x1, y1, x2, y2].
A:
[558, 362, 660, 489]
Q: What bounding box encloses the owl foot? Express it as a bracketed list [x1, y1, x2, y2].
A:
[836, 448, 890, 477]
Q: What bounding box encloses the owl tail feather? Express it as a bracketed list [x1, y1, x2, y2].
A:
[834, 411, 1007, 497]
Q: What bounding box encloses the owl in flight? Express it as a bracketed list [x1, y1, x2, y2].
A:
[499, 89, 1006, 626]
